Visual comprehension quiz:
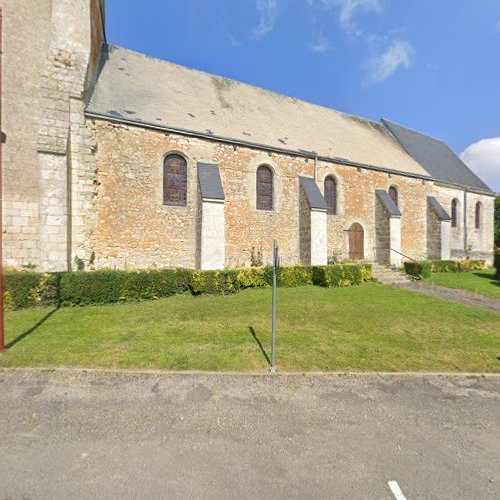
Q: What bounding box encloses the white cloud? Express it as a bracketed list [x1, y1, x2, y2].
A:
[366, 39, 415, 83]
[310, 0, 382, 28]
[460, 138, 500, 192]
[308, 34, 333, 53]
[252, 0, 278, 39]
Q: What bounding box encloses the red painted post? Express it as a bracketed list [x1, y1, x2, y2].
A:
[0, 8, 4, 353]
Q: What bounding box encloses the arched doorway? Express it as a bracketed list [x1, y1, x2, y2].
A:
[348, 223, 364, 260]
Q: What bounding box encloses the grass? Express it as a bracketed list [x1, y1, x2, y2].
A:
[427, 269, 500, 299]
[1, 283, 499, 373]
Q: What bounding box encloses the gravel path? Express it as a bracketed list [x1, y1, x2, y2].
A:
[396, 281, 500, 312]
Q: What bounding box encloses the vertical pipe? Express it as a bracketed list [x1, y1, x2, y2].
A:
[0, 8, 4, 353]
[463, 190, 468, 258]
[270, 239, 277, 373]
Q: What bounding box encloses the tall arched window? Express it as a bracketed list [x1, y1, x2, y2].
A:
[256, 165, 273, 210]
[475, 202, 482, 229]
[451, 198, 459, 228]
[388, 186, 398, 207]
[324, 176, 337, 215]
[163, 154, 187, 206]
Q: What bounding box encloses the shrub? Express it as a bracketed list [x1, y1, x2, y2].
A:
[3, 272, 60, 310]
[404, 261, 431, 279]
[59, 268, 193, 306]
[4, 263, 371, 309]
[429, 260, 484, 273]
[236, 267, 270, 289]
[495, 251, 500, 279]
[190, 270, 240, 295]
[311, 264, 368, 287]
[277, 266, 312, 287]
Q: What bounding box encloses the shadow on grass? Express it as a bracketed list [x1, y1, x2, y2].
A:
[473, 272, 500, 285]
[5, 307, 60, 350]
[248, 326, 270, 366]
[5, 274, 62, 351]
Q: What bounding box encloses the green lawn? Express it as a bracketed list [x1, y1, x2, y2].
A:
[427, 269, 500, 299]
[1, 283, 499, 373]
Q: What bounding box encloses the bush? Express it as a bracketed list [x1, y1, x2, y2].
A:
[236, 267, 270, 289]
[190, 270, 240, 295]
[404, 261, 432, 279]
[311, 264, 368, 287]
[429, 260, 484, 273]
[277, 266, 313, 287]
[3, 263, 372, 309]
[60, 269, 193, 306]
[3, 272, 60, 310]
[495, 251, 500, 279]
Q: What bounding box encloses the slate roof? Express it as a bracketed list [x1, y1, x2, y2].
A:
[427, 196, 451, 221]
[86, 45, 429, 178]
[376, 189, 402, 217]
[381, 119, 493, 194]
[198, 162, 225, 201]
[299, 176, 328, 210]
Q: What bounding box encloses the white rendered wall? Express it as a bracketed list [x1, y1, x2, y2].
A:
[200, 200, 225, 270]
[440, 220, 451, 260]
[389, 217, 402, 267]
[310, 209, 328, 265]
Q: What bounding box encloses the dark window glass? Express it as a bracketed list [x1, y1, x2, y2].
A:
[163, 154, 187, 206]
[451, 199, 458, 228]
[475, 202, 481, 229]
[324, 176, 337, 215]
[388, 186, 398, 207]
[256, 165, 273, 210]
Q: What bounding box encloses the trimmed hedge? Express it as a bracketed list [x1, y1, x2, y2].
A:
[495, 251, 500, 279]
[404, 259, 485, 279]
[3, 263, 372, 309]
[404, 261, 432, 279]
[429, 260, 484, 272]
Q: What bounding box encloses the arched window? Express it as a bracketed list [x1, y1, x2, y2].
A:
[451, 199, 458, 228]
[256, 165, 273, 210]
[475, 202, 482, 229]
[163, 154, 187, 206]
[388, 186, 398, 207]
[324, 176, 337, 215]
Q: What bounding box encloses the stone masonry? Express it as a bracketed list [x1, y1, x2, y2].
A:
[1, 0, 495, 271]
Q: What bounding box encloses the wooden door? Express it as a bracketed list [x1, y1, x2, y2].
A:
[348, 223, 364, 260]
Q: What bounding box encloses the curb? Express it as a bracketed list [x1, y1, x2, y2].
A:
[1, 367, 499, 378]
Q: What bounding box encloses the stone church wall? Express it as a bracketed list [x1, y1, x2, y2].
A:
[85, 120, 435, 270]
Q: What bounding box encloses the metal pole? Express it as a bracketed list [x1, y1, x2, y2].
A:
[0, 8, 4, 354]
[270, 240, 277, 373]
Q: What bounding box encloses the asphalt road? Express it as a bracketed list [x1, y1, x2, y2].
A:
[0, 369, 499, 500]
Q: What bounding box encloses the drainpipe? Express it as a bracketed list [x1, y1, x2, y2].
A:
[463, 189, 468, 259]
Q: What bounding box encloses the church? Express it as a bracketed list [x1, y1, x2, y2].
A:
[2, 0, 495, 272]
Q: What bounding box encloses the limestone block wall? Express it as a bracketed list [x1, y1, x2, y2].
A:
[86, 121, 438, 269]
[433, 185, 495, 264]
[1, 0, 104, 270]
[1, 0, 52, 267]
[426, 203, 442, 260]
[318, 163, 429, 263]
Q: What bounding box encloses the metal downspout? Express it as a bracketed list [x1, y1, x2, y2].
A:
[463, 189, 468, 258]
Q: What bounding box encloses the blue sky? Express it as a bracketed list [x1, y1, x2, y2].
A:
[106, 0, 500, 191]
